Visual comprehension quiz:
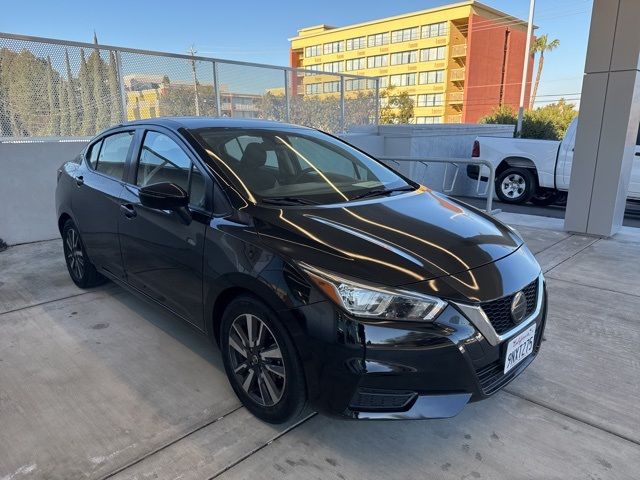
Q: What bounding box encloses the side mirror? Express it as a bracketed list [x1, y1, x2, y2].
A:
[139, 182, 189, 210]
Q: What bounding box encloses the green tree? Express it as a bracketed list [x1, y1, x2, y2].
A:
[92, 46, 110, 131]
[64, 49, 79, 135]
[46, 56, 60, 136]
[108, 51, 123, 124]
[0, 48, 50, 136]
[530, 34, 560, 109]
[380, 86, 414, 124]
[479, 100, 577, 140]
[78, 50, 95, 135]
[58, 77, 70, 135]
[158, 81, 216, 118]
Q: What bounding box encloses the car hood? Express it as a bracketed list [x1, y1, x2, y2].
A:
[252, 189, 523, 287]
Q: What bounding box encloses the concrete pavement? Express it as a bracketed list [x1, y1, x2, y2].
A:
[0, 215, 638, 479]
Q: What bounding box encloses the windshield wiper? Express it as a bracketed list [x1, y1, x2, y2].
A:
[350, 186, 415, 201]
[261, 196, 319, 206]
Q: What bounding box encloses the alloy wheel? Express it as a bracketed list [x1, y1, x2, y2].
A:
[65, 228, 85, 280]
[501, 173, 526, 199]
[228, 313, 286, 407]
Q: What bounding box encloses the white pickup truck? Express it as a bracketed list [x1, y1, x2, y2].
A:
[468, 118, 640, 205]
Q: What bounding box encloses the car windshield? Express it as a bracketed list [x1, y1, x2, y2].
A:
[189, 127, 414, 205]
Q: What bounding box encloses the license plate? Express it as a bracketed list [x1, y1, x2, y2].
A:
[504, 323, 536, 374]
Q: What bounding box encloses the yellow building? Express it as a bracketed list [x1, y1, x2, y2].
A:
[289, 0, 532, 124]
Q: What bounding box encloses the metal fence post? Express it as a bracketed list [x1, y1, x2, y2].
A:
[115, 50, 127, 123]
[374, 77, 380, 126]
[212, 61, 222, 117]
[284, 69, 290, 123]
[339, 76, 345, 133]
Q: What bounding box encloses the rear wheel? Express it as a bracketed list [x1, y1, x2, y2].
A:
[495, 167, 536, 204]
[220, 294, 306, 424]
[62, 219, 106, 288]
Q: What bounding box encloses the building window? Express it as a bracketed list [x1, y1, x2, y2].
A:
[416, 116, 443, 124]
[418, 70, 444, 84]
[304, 45, 321, 57]
[420, 46, 445, 62]
[322, 61, 344, 73]
[323, 41, 344, 55]
[305, 83, 321, 94]
[389, 73, 416, 87]
[391, 27, 418, 43]
[367, 32, 389, 47]
[390, 50, 418, 65]
[380, 76, 389, 88]
[367, 54, 388, 68]
[346, 36, 366, 51]
[323, 81, 341, 93]
[345, 79, 368, 91]
[345, 58, 366, 71]
[417, 93, 443, 107]
[421, 22, 448, 39]
[305, 64, 321, 72]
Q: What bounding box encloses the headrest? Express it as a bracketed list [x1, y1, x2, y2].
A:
[240, 142, 267, 169]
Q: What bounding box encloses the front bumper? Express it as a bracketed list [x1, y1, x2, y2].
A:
[288, 277, 547, 420]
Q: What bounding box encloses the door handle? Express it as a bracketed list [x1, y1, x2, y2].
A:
[76, 175, 84, 186]
[120, 204, 137, 219]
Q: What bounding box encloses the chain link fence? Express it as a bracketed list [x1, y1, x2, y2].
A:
[0, 32, 380, 138]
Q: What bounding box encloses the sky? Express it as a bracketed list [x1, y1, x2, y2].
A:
[1, 0, 592, 106]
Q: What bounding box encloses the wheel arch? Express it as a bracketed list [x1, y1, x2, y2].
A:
[205, 272, 297, 347]
[497, 156, 539, 183]
[58, 212, 73, 234]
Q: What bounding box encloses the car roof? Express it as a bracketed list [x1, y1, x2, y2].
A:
[106, 117, 315, 132]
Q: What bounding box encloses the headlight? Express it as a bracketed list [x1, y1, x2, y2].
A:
[300, 264, 446, 322]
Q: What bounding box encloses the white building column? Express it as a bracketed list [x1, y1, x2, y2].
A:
[564, 0, 640, 236]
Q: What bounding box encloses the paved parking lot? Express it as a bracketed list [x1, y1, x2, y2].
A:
[1, 213, 639, 480]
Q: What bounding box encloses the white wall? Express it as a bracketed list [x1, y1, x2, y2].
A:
[0, 138, 89, 245]
[341, 124, 515, 196]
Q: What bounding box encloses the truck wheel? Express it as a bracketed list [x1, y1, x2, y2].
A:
[530, 189, 560, 206]
[495, 168, 536, 204]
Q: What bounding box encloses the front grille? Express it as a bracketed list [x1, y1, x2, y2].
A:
[476, 315, 545, 395]
[349, 388, 417, 412]
[481, 279, 538, 335]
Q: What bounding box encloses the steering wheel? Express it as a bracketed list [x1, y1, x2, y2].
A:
[290, 167, 319, 183]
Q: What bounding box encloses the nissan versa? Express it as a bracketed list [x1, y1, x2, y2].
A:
[55, 118, 547, 423]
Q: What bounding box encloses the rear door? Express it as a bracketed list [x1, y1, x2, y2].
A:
[118, 127, 211, 329]
[72, 130, 135, 280]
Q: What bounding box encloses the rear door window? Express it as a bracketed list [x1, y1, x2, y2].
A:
[95, 132, 134, 180]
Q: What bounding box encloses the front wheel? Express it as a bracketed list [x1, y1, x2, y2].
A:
[495, 167, 536, 204]
[220, 294, 307, 424]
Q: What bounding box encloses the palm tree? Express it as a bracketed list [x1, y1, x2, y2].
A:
[529, 34, 560, 109]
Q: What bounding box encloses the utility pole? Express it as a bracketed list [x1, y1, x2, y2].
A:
[516, 0, 535, 137]
[189, 45, 201, 116]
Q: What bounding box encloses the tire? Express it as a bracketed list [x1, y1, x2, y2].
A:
[530, 189, 560, 206]
[495, 167, 536, 204]
[62, 219, 106, 288]
[220, 294, 307, 424]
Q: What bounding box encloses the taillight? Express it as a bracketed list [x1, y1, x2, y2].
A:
[471, 140, 480, 158]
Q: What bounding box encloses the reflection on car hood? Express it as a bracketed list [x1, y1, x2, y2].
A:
[252, 189, 523, 288]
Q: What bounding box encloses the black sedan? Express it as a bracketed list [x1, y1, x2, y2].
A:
[56, 118, 546, 423]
